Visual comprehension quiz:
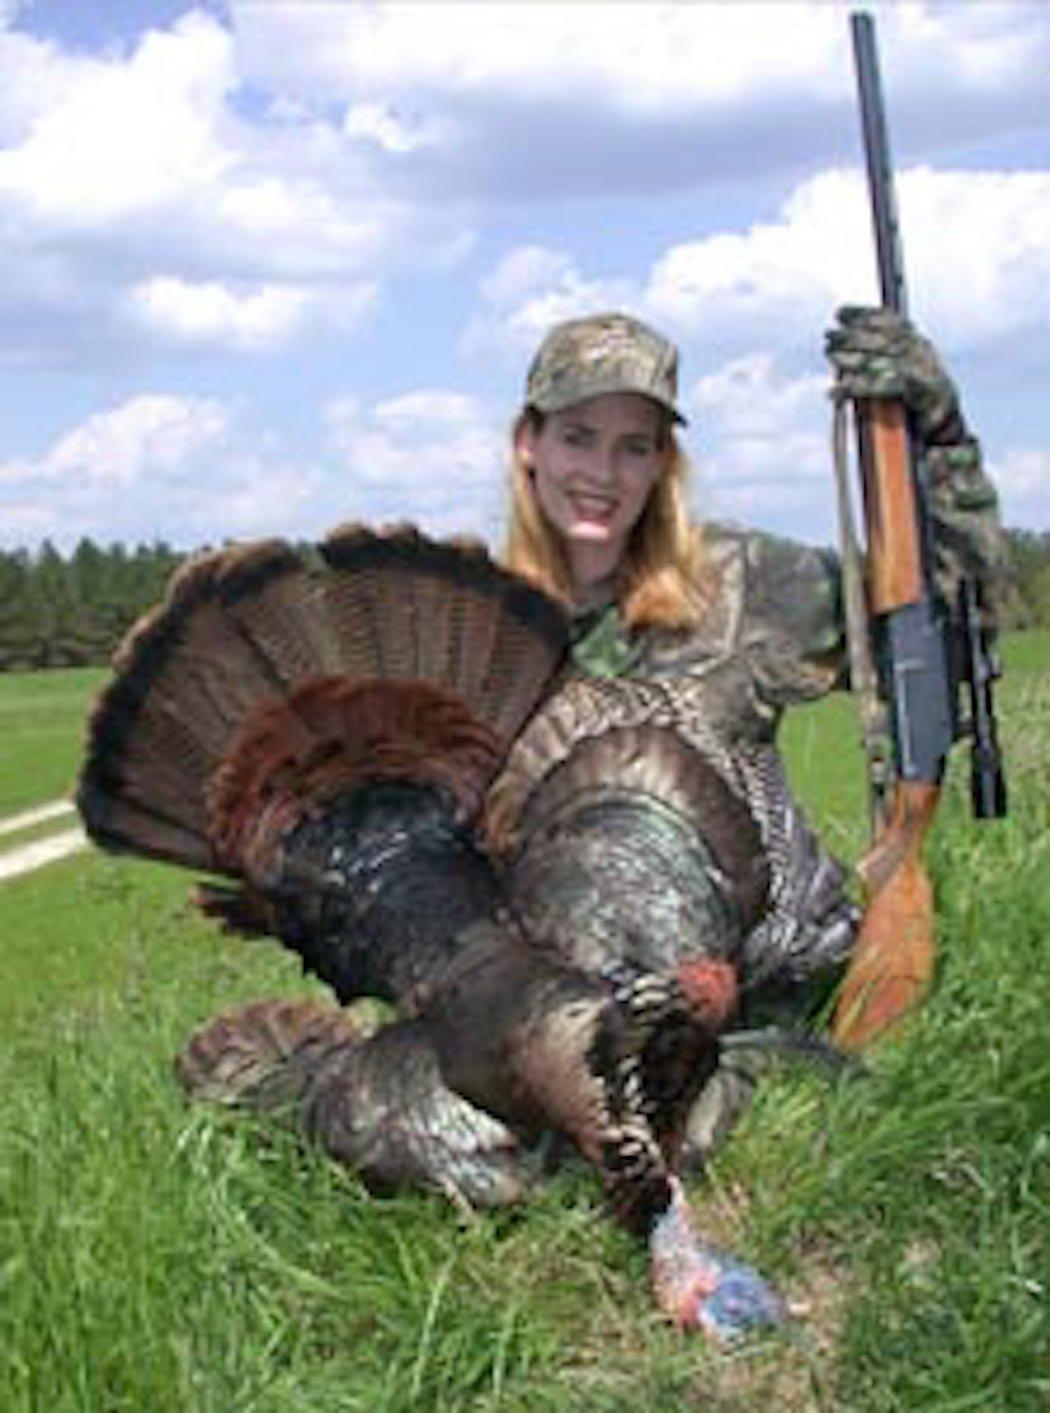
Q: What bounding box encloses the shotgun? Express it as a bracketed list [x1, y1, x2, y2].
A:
[830, 11, 1007, 1050]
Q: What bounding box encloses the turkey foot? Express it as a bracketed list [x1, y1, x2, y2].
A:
[649, 1177, 784, 1340]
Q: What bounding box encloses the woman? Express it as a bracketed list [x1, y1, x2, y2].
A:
[498, 306, 1003, 1154]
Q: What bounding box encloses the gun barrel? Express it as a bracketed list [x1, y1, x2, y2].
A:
[847, 15, 954, 792]
[851, 12, 907, 315]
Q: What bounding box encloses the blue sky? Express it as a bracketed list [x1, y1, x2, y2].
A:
[1, 1, 1046, 554]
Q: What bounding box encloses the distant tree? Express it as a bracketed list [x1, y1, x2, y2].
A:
[1026, 564, 1050, 627]
[0, 540, 186, 672]
[1001, 528, 1050, 630]
[0, 525, 1045, 674]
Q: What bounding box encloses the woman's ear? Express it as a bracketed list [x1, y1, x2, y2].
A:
[513, 413, 537, 474]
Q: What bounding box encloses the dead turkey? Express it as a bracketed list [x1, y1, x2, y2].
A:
[77, 523, 783, 1339]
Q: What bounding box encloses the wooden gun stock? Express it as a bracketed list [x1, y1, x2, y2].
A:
[832, 779, 938, 1050]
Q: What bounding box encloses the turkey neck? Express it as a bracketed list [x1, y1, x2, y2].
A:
[418, 924, 724, 1238]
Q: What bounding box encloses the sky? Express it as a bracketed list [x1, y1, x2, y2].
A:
[0, 0, 1046, 556]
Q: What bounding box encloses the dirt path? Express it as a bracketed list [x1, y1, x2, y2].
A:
[0, 799, 87, 882]
[0, 799, 75, 837]
[0, 826, 87, 882]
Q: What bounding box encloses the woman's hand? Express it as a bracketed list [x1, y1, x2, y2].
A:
[826, 303, 1005, 600]
[825, 305, 962, 444]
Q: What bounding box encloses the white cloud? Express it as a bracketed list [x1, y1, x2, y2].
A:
[325, 390, 504, 538]
[685, 353, 833, 533]
[0, 10, 463, 361]
[901, 170, 1050, 346]
[0, 384, 506, 556]
[0, 394, 328, 550]
[231, 2, 1050, 206]
[131, 278, 308, 351]
[129, 275, 377, 351]
[233, 3, 1045, 114]
[2, 4, 1046, 374]
[473, 167, 1050, 369]
[2, 395, 229, 487]
[0, 13, 233, 225]
[344, 102, 448, 154]
[650, 166, 1050, 351]
[646, 169, 871, 338]
[0, 24, 81, 144]
[465, 245, 631, 359]
[691, 353, 827, 454]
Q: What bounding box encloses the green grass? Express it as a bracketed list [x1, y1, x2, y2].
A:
[0, 666, 106, 817]
[1, 637, 1048, 1410]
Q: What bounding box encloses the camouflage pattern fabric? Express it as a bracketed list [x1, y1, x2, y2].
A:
[569, 525, 846, 714]
[525, 311, 686, 424]
[825, 305, 962, 443]
[825, 304, 1005, 615]
[924, 441, 1006, 615]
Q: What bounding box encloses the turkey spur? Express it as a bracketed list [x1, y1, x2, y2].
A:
[78, 523, 782, 1339]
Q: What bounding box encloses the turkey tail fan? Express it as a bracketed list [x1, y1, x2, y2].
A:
[79, 540, 306, 872]
[318, 523, 568, 741]
[78, 525, 570, 877]
[206, 677, 505, 880]
[486, 676, 678, 852]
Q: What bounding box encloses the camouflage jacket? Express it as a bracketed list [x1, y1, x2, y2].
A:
[569, 525, 844, 721]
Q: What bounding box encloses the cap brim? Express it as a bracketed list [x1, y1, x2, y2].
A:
[531, 378, 687, 427]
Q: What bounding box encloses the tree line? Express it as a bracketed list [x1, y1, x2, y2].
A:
[0, 539, 184, 672]
[0, 529, 1047, 673]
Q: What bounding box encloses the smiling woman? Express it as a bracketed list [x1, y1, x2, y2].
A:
[506, 313, 704, 627]
[518, 395, 667, 600]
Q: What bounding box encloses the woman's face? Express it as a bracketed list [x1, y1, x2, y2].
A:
[518, 392, 667, 583]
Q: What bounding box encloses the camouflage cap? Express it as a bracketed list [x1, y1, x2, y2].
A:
[525, 312, 687, 425]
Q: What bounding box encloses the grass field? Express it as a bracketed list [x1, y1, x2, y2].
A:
[0, 666, 105, 817]
[1, 636, 1048, 1410]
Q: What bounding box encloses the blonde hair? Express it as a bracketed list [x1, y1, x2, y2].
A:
[502, 408, 709, 631]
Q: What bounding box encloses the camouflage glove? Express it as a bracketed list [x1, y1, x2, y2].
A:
[925, 442, 1006, 611]
[825, 304, 964, 443]
[825, 305, 1005, 613]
